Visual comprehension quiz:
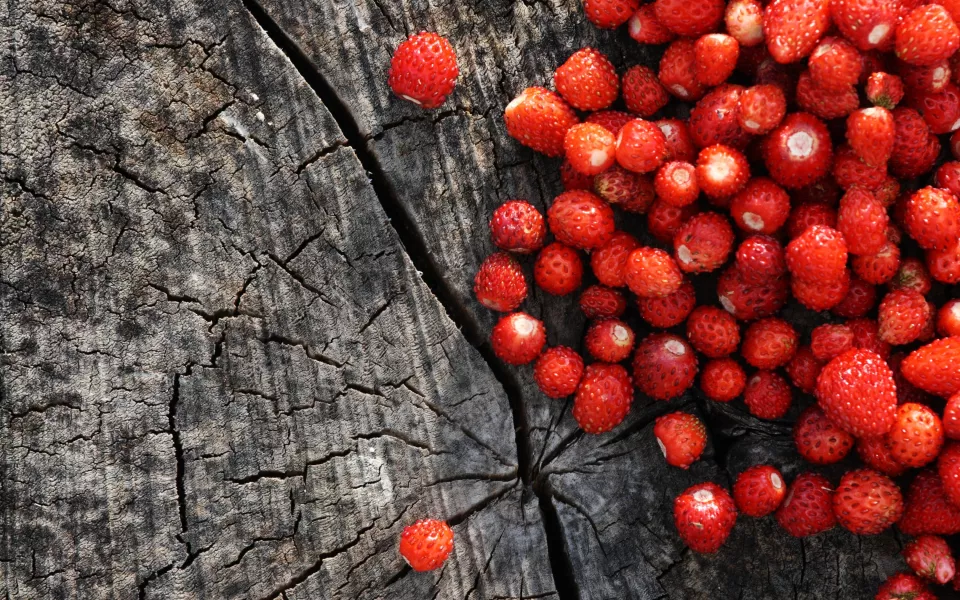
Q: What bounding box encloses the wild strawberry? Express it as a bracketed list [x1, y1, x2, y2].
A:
[726, 0, 765, 47]
[534, 243, 583, 296]
[832, 278, 878, 318]
[875, 572, 935, 600]
[939, 441, 960, 507]
[555, 48, 618, 112]
[850, 320, 892, 363]
[656, 118, 698, 163]
[624, 247, 683, 298]
[786, 346, 824, 393]
[816, 349, 897, 438]
[659, 39, 705, 102]
[489, 200, 546, 254]
[388, 33, 458, 109]
[654, 412, 708, 469]
[763, 0, 831, 63]
[938, 300, 960, 337]
[792, 270, 851, 311]
[873, 177, 901, 208]
[833, 468, 903, 535]
[586, 318, 636, 363]
[906, 187, 960, 252]
[627, 4, 676, 44]
[735, 235, 787, 284]
[787, 202, 838, 239]
[879, 289, 931, 345]
[654, 0, 725, 37]
[836, 187, 888, 256]
[696, 144, 750, 201]
[491, 312, 546, 365]
[832, 145, 888, 191]
[794, 405, 855, 465]
[474, 253, 527, 312]
[830, 0, 899, 51]
[586, 110, 634, 136]
[579, 285, 627, 320]
[591, 233, 639, 289]
[753, 55, 799, 95]
[686, 306, 741, 359]
[637, 279, 697, 329]
[809, 37, 862, 93]
[594, 166, 641, 206]
[888, 403, 944, 468]
[564, 124, 617, 177]
[762, 112, 833, 189]
[619, 66, 667, 119]
[810, 324, 854, 362]
[701, 358, 747, 402]
[688, 86, 750, 151]
[902, 337, 960, 398]
[561, 159, 594, 191]
[694, 34, 740, 87]
[852, 242, 901, 284]
[896, 4, 960, 66]
[945, 394, 960, 443]
[890, 107, 941, 179]
[633, 333, 698, 400]
[547, 190, 616, 250]
[899, 469, 960, 535]
[730, 177, 791, 235]
[903, 535, 956, 585]
[647, 199, 698, 243]
[900, 60, 952, 93]
[399, 518, 454, 571]
[742, 318, 798, 369]
[673, 212, 735, 274]
[717, 265, 790, 320]
[737, 84, 787, 135]
[534, 346, 585, 399]
[927, 238, 960, 283]
[892, 258, 933, 295]
[866, 72, 905, 108]
[572, 363, 633, 434]
[795, 71, 860, 121]
[505, 87, 579, 157]
[673, 483, 737, 553]
[935, 161, 960, 196]
[616, 119, 667, 174]
[786, 225, 848, 283]
[858, 436, 908, 477]
[744, 370, 792, 419]
[775, 472, 836, 537]
[734, 465, 786, 517]
[654, 162, 699, 208]
[909, 83, 960, 134]
[582, 0, 641, 29]
[846, 107, 895, 168]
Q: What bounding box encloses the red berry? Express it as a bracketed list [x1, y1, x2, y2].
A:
[716, 264, 789, 320]
[656, 118, 697, 163]
[896, 4, 960, 66]
[786, 225, 848, 283]
[737, 84, 787, 135]
[554, 48, 619, 112]
[647, 199, 699, 243]
[579, 285, 627, 320]
[937, 299, 960, 337]
[900, 59, 952, 93]
[673, 483, 738, 553]
[672, 212, 735, 274]
[654, 0, 724, 37]
[946, 393, 960, 440]
[786, 346, 824, 394]
[534, 347, 585, 399]
[875, 572, 935, 600]
[633, 333, 698, 400]
[689, 85, 750, 150]
[622, 65, 669, 117]
[810, 324, 855, 362]
[837, 187, 889, 256]
[616, 119, 667, 174]
[585, 318, 636, 363]
[846, 107, 895, 168]
[399, 519, 454, 571]
[902, 337, 960, 398]
[832, 144, 888, 191]
[627, 4, 676, 44]
[489, 200, 546, 254]
[654, 161, 699, 207]
[794, 405, 855, 465]
[830, 0, 899, 51]
[899, 469, 960, 536]
[903, 535, 956, 585]
[591, 232, 640, 288]
[888, 402, 945, 468]
[791, 269, 851, 311]
[909, 83, 960, 134]
[624, 247, 683, 298]
[474, 252, 528, 312]
[696, 144, 750, 201]
[816, 349, 897, 438]
[852, 241, 900, 284]
[775, 472, 836, 537]
[388, 33, 458, 109]
[694, 34, 740, 87]
[762, 112, 833, 189]
[725, 0, 765, 47]
[654, 412, 708, 469]
[594, 165, 642, 206]
[934, 161, 960, 197]
[586, 110, 634, 136]
[809, 37, 862, 92]
[505, 87, 578, 157]
[735, 235, 786, 283]
[787, 202, 837, 240]
[866, 71, 905, 108]
[741, 317, 798, 369]
[744, 370, 792, 419]
[879, 289, 931, 346]
[701, 358, 747, 402]
[850, 318, 892, 361]
[572, 363, 634, 434]
[905, 187, 960, 251]
[734, 465, 786, 517]
[582, 0, 641, 29]
[939, 441, 960, 507]
[832, 468, 903, 535]
[637, 279, 697, 328]
[686, 306, 740, 358]
[795, 71, 860, 121]
[659, 39, 705, 102]
[730, 177, 790, 234]
[762, 0, 831, 63]
[564, 123, 617, 176]
[561, 159, 595, 191]
[927, 238, 960, 283]
[831, 277, 878, 318]
[491, 312, 546, 365]
[890, 107, 941, 179]
[548, 190, 616, 250]
[534, 242, 583, 296]
[857, 435, 907, 477]
[892, 257, 933, 295]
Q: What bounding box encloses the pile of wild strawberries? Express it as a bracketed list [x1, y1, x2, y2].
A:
[385, 0, 960, 596]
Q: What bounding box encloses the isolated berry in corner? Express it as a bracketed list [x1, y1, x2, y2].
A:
[832, 468, 903, 535]
[489, 200, 546, 254]
[534, 346, 585, 399]
[700, 358, 747, 403]
[474, 253, 527, 312]
[902, 535, 956, 585]
[504, 87, 578, 157]
[673, 483, 737, 553]
[399, 519, 454, 571]
[654, 412, 707, 469]
[534, 242, 583, 296]
[490, 312, 546, 365]
[388, 32, 459, 109]
[793, 406, 854, 465]
[572, 363, 634, 434]
[633, 333, 698, 400]
[579, 285, 627, 320]
[582, 0, 640, 29]
[775, 472, 836, 537]
[816, 349, 897, 439]
[734, 466, 786, 518]
[585, 318, 635, 363]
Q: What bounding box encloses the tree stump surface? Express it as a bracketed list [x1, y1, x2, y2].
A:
[0, 0, 910, 598]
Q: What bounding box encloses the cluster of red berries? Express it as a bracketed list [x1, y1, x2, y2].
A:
[387, 0, 960, 592]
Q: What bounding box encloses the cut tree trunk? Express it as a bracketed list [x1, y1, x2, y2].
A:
[0, 0, 909, 598]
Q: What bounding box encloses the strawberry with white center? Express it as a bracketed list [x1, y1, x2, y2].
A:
[696, 144, 750, 200]
[388, 32, 459, 109]
[831, 0, 898, 51]
[903, 535, 956, 585]
[564, 123, 617, 176]
[673, 483, 737, 553]
[659, 39, 705, 102]
[654, 161, 699, 207]
[762, 113, 833, 189]
[734, 465, 786, 517]
[399, 519, 454, 571]
[585, 318, 636, 363]
[489, 199, 546, 254]
[491, 312, 546, 365]
[654, 412, 708, 469]
[730, 177, 790, 235]
[737, 84, 786, 135]
[633, 333, 698, 400]
[627, 4, 676, 45]
[725, 0, 764, 47]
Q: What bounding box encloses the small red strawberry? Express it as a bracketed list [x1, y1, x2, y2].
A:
[935, 161, 960, 197]
[875, 572, 935, 600]
[834, 284, 878, 321]
[654, 412, 708, 469]
[489, 200, 546, 254]
[491, 312, 546, 365]
[737, 84, 787, 135]
[899, 469, 960, 536]
[837, 187, 889, 256]
[554, 48, 619, 112]
[866, 72, 905, 108]
[694, 34, 740, 87]
[399, 519, 454, 571]
[735, 235, 787, 284]
[903, 535, 956, 585]
[673, 212, 735, 274]
[654, 0, 725, 37]
[474, 252, 528, 312]
[794, 405, 855, 465]
[927, 238, 960, 283]
[889, 403, 944, 468]
[857, 435, 908, 477]
[846, 107, 895, 168]
[696, 144, 751, 201]
[637, 279, 697, 328]
[582, 0, 641, 29]
[938, 300, 960, 337]
[622, 65, 669, 118]
[902, 337, 960, 398]
[725, 0, 765, 47]
[879, 289, 931, 346]
[561, 159, 594, 191]
[624, 247, 683, 298]
[627, 4, 676, 44]
[564, 123, 617, 176]
[891, 107, 941, 179]
[787, 202, 838, 240]
[534, 242, 583, 296]
[647, 199, 699, 243]
[852, 241, 901, 285]
[579, 285, 627, 320]
[716, 264, 790, 321]
[810, 324, 855, 362]
[892, 258, 933, 295]
[388, 33, 459, 109]
[763, 0, 831, 63]
[833, 468, 903, 535]
[701, 358, 747, 402]
[809, 37, 862, 92]
[654, 161, 699, 207]
[946, 394, 960, 441]
[905, 187, 960, 251]
[791, 269, 851, 311]
[939, 442, 960, 507]
[900, 60, 952, 94]
[744, 370, 792, 419]
[586, 110, 634, 136]
[734, 465, 786, 517]
[655, 118, 697, 163]
[849, 318, 891, 361]
[741, 317, 798, 369]
[585, 318, 636, 363]
[832, 144, 888, 191]
[816, 349, 897, 438]
[633, 333, 698, 400]
[786, 346, 824, 394]
[786, 225, 848, 283]
[896, 4, 960, 66]
[591, 232, 640, 288]
[659, 39, 705, 102]
[593, 165, 642, 206]
[775, 472, 836, 537]
[686, 306, 741, 358]
[673, 483, 738, 553]
[909, 83, 960, 134]
[830, 0, 899, 51]
[797, 72, 861, 123]
[547, 190, 616, 250]
[616, 119, 667, 174]
[572, 363, 633, 434]
[762, 112, 833, 189]
[689, 85, 750, 150]
[505, 87, 579, 157]
[534, 346, 585, 399]
[730, 177, 790, 235]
